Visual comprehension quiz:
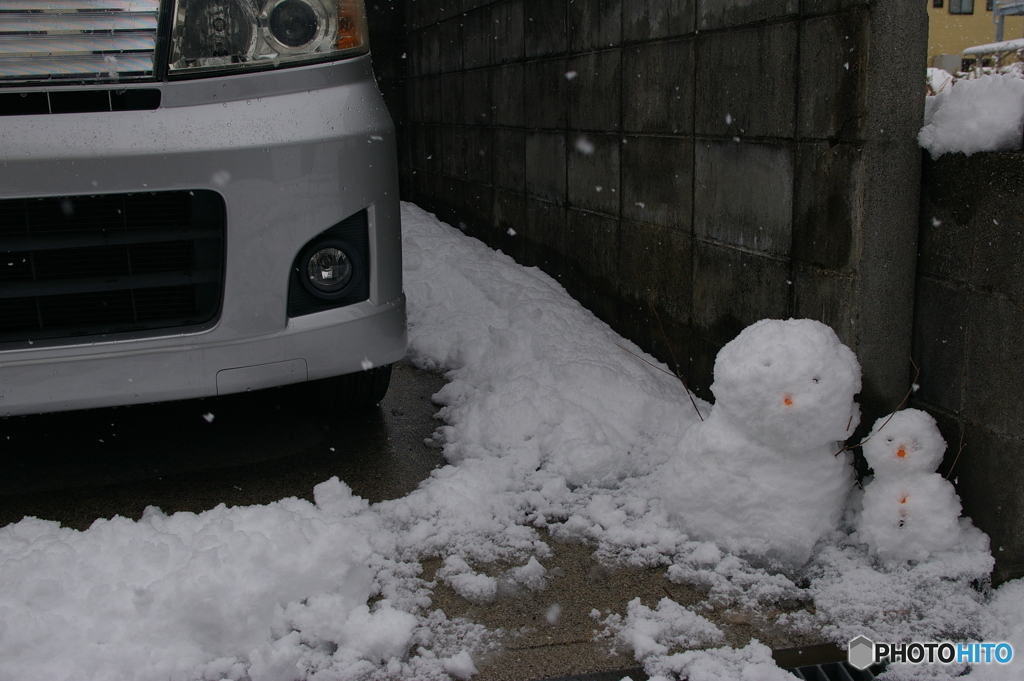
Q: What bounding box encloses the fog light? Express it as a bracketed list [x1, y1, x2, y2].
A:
[305, 246, 353, 294]
[269, 0, 319, 47]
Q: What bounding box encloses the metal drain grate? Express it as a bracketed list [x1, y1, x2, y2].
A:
[532, 644, 886, 681]
[789, 661, 880, 680]
[775, 643, 883, 681]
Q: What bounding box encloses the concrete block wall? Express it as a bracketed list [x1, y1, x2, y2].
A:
[401, 0, 928, 421]
[367, 0, 409, 160]
[915, 152, 1024, 586]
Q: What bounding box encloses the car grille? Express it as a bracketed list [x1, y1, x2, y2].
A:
[0, 0, 160, 85]
[0, 191, 225, 344]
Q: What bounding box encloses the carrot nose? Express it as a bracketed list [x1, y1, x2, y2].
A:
[783, 395, 793, 406]
[900, 495, 908, 504]
[897, 448, 907, 458]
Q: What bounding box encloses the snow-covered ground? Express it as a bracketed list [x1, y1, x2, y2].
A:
[0, 203, 1020, 681]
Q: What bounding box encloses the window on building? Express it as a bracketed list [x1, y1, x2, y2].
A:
[950, 0, 975, 14]
[934, 0, 944, 6]
[987, 0, 993, 9]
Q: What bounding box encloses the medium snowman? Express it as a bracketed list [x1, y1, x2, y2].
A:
[662, 319, 861, 567]
[857, 409, 961, 562]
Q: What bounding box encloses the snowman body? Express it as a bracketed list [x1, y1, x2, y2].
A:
[662, 319, 861, 567]
[857, 409, 961, 562]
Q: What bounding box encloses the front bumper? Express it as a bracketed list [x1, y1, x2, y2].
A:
[0, 56, 406, 415]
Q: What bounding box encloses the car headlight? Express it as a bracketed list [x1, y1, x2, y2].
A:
[169, 0, 367, 76]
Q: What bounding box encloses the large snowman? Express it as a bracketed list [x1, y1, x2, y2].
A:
[856, 409, 961, 562]
[662, 319, 861, 567]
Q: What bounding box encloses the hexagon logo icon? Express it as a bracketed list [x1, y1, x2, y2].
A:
[848, 635, 875, 670]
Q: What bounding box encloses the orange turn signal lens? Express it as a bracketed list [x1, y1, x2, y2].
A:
[336, 0, 368, 50]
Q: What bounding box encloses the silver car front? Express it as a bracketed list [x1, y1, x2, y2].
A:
[0, 0, 406, 415]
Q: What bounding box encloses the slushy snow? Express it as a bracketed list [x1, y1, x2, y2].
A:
[0, 203, 1019, 680]
[662, 319, 860, 567]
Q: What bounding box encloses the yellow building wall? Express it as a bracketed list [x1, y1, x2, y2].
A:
[927, 1, 1024, 65]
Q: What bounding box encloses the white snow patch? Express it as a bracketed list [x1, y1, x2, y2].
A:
[920, 73, 1024, 158]
[0, 481, 411, 681]
[599, 597, 724, 659]
[442, 649, 478, 679]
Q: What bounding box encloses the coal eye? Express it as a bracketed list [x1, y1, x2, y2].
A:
[812, 377, 820, 384]
[886, 438, 893, 444]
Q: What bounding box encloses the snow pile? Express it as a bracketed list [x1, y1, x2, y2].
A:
[0, 480, 422, 681]
[403, 213, 702, 490]
[970, 580, 1024, 680]
[0, 203, 1017, 680]
[920, 73, 1024, 158]
[661, 319, 860, 567]
[857, 410, 962, 562]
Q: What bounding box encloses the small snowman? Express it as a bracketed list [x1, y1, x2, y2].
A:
[857, 409, 961, 562]
[662, 319, 861, 567]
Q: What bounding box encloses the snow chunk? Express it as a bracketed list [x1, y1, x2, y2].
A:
[600, 597, 724, 660]
[919, 73, 1024, 158]
[443, 649, 479, 679]
[508, 556, 548, 591]
[927, 67, 954, 95]
[438, 556, 498, 603]
[645, 640, 792, 681]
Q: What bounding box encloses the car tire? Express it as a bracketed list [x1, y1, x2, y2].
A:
[312, 364, 393, 410]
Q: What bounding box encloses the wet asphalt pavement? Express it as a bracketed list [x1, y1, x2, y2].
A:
[0, 360, 822, 680]
[0, 360, 447, 530]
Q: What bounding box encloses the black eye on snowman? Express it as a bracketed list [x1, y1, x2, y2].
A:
[886, 437, 894, 444]
[811, 377, 820, 384]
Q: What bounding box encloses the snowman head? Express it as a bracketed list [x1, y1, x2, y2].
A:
[863, 408, 946, 477]
[711, 319, 861, 451]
